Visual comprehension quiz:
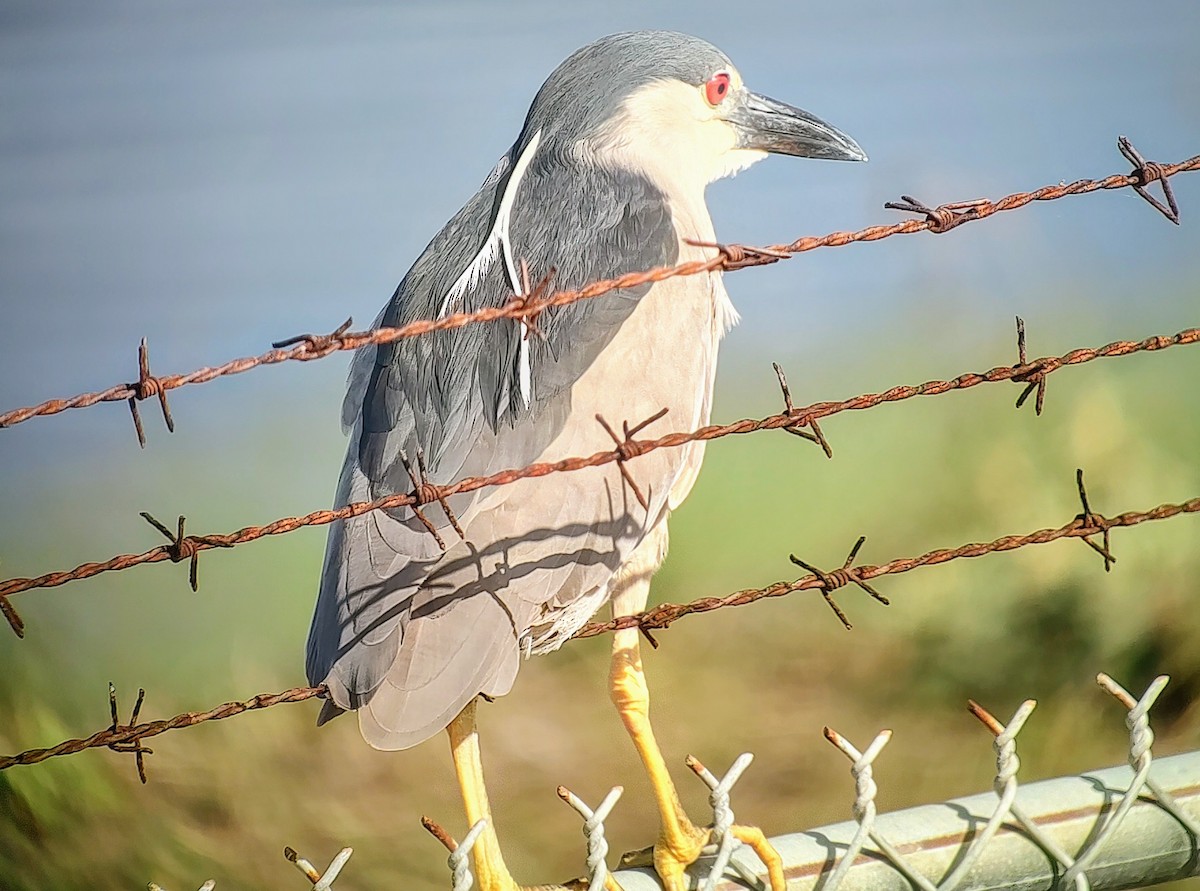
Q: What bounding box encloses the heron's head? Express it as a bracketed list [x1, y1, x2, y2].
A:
[518, 31, 866, 194]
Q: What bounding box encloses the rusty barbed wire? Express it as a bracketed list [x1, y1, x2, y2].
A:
[0, 323, 1195, 638]
[0, 138, 1193, 438]
[1, 486, 1195, 774]
[0, 684, 325, 771]
[571, 489, 1200, 640]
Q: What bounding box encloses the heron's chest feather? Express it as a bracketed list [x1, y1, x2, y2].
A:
[667, 196, 741, 338]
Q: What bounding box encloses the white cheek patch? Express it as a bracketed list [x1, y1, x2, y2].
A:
[713, 147, 768, 183]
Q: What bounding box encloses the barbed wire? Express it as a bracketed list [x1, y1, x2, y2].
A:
[0, 321, 1195, 639]
[0, 684, 325, 773]
[576, 478, 1197, 641]
[0, 137, 1192, 441]
[2, 479, 1195, 775]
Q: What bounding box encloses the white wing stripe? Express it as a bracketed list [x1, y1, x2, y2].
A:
[438, 130, 543, 328]
[497, 132, 542, 408]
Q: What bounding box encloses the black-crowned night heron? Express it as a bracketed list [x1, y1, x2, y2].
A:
[307, 30, 864, 891]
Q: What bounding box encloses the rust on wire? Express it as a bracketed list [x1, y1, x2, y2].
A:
[773, 362, 832, 458]
[0, 325, 1197, 632]
[2, 489, 1196, 774]
[1074, 468, 1116, 572]
[789, 536, 888, 630]
[283, 846, 321, 884]
[511, 257, 556, 342]
[595, 407, 669, 512]
[1012, 316, 1048, 415]
[129, 338, 175, 448]
[883, 195, 990, 233]
[0, 684, 327, 771]
[966, 699, 1008, 737]
[574, 488, 1200, 641]
[685, 239, 792, 270]
[1119, 136, 1181, 224]
[1, 140, 1195, 434]
[0, 594, 23, 639]
[271, 316, 354, 354]
[139, 512, 233, 592]
[399, 448, 464, 552]
[107, 682, 152, 783]
[420, 815, 460, 853]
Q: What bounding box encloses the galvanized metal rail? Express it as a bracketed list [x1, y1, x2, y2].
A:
[613, 750, 1200, 891]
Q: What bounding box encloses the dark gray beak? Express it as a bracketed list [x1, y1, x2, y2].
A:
[726, 90, 866, 162]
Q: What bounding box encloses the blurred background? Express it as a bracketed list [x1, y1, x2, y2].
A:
[1, 1, 1198, 888]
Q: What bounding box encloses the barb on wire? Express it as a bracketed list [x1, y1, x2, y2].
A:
[148, 882, 216, 891]
[284, 845, 353, 891]
[789, 536, 888, 630]
[272, 317, 354, 354]
[0, 684, 325, 771]
[884, 195, 990, 233]
[399, 448, 465, 552]
[1, 139, 1195, 434]
[128, 338, 176, 448]
[510, 257, 556, 342]
[772, 362, 832, 457]
[1012, 316, 1048, 415]
[1119, 136, 1180, 224]
[107, 682, 152, 783]
[139, 512, 233, 592]
[685, 239, 792, 270]
[557, 784, 623, 891]
[1073, 469, 1115, 571]
[595, 408, 669, 512]
[0, 592, 22, 639]
[3, 325, 1196, 634]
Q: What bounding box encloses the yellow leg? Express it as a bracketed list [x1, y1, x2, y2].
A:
[608, 528, 785, 891]
[447, 699, 606, 891]
[447, 698, 521, 891]
[610, 624, 709, 891]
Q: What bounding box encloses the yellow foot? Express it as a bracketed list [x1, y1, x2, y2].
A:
[654, 817, 710, 891]
[729, 825, 786, 891]
[619, 818, 784, 891]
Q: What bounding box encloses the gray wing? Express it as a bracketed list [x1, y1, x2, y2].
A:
[306, 135, 678, 749]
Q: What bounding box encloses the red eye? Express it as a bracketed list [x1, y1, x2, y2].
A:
[704, 72, 731, 106]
